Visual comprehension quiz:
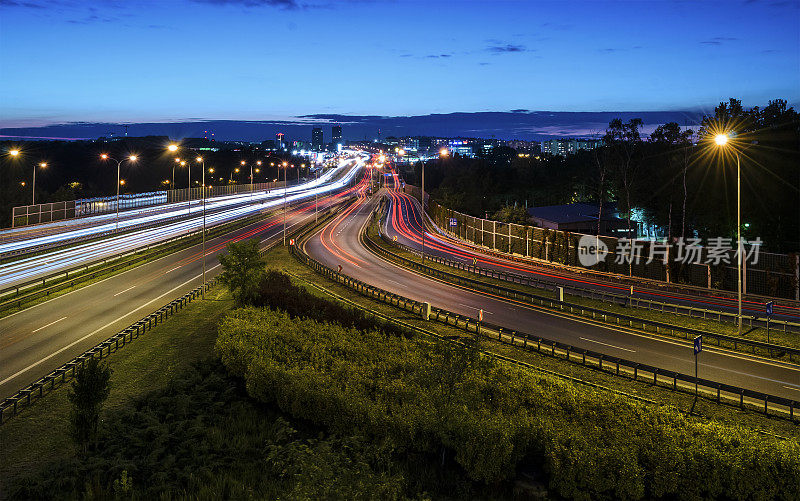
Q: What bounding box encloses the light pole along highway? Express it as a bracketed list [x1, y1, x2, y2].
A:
[8, 150, 48, 226]
[417, 148, 449, 264]
[713, 132, 756, 337]
[99, 153, 137, 232]
[168, 143, 215, 297]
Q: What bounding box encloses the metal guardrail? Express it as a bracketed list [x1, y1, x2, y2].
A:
[0, 279, 217, 424]
[381, 233, 800, 334]
[289, 242, 800, 422]
[0, 183, 296, 261]
[0, 209, 276, 313]
[0, 203, 348, 425]
[364, 231, 800, 362]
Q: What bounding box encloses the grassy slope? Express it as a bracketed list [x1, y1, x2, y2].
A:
[0, 286, 233, 485]
[2, 242, 797, 493]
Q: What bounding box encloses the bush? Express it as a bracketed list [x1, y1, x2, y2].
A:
[218, 238, 266, 305]
[68, 357, 111, 452]
[216, 299, 800, 500]
[6, 361, 407, 500]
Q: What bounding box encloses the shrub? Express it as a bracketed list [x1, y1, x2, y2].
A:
[216, 303, 800, 499]
[68, 357, 111, 452]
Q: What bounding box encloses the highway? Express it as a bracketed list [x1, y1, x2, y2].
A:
[0, 155, 362, 258]
[0, 157, 366, 289]
[380, 172, 800, 323]
[302, 187, 800, 401]
[0, 165, 368, 400]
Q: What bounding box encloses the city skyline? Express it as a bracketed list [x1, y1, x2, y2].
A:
[1, 0, 797, 129]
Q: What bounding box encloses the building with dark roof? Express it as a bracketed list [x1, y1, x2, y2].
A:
[527, 202, 629, 236]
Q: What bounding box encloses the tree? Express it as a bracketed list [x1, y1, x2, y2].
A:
[605, 118, 643, 274]
[68, 357, 111, 452]
[219, 238, 266, 306]
[491, 205, 528, 224]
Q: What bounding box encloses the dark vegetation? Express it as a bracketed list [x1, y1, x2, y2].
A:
[6, 360, 409, 500]
[68, 358, 112, 454]
[407, 98, 800, 251]
[6, 265, 800, 499]
[0, 136, 310, 227]
[217, 272, 800, 500]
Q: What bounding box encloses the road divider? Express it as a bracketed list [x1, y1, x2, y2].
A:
[0, 204, 347, 426]
[367, 212, 800, 362]
[289, 221, 800, 422]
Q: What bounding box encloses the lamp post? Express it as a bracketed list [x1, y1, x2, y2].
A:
[172, 158, 180, 192]
[31, 162, 46, 207]
[100, 154, 137, 232]
[713, 133, 743, 336]
[282, 161, 288, 245]
[197, 156, 208, 296]
[182, 160, 191, 212]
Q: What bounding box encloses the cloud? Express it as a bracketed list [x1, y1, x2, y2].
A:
[511, 109, 529, 113]
[700, 36, 738, 45]
[0, 0, 48, 8]
[487, 43, 527, 53]
[540, 22, 572, 30]
[67, 14, 117, 24]
[425, 53, 452, 59]
[191, 0, 301, 8]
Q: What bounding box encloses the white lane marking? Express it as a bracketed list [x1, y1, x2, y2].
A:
[0, 266, 218, 387]
[458, 303, 492, 314]
[165, 266, 181, 274]
[32, 316, 67, 333]
[113, 285, 136, 297]
[579, 336, 636, 353]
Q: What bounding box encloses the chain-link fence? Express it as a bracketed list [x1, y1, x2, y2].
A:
[404, 186, 799, 300]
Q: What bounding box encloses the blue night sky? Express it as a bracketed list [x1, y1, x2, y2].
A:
[1, 0, 798, 133]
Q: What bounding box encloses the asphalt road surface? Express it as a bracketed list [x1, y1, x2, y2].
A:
[0, 187, 358, 399]
[303, 189, 800, 401]
[381, 179, 799, 323]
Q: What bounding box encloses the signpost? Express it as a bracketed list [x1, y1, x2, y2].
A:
[449, 217, 457, 227]
[766, 301, 774, 344]
[693, 335, 702, 396]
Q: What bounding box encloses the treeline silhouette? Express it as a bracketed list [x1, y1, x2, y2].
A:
[0, 136, 309, 228]
[408, 99, 799, 252]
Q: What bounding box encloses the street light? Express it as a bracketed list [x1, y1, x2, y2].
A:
[31, 162, 47, 206]
[173, 157, 181, 189]
[713, 132, 743, 335]
[282, 161, 288, 245]
[196, 156, 208, 297]
[100, 153, 137, 232]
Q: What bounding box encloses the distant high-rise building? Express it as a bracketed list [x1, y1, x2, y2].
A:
[541, 138, 600, 157]
[312, 127, 324, 150]
[276, 133, 285, 149]
[332, 125, 342, 146]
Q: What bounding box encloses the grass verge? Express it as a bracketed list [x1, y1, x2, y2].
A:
[271, 244, 800, 438]
[367, 223, 800, 354]
[0, 209, 277, 319]
[0, 284, 233, 486]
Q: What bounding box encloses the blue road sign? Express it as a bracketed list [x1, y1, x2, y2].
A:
[449, 218, 457, 227]
[766, 301, 774, 317]
[693, 336, 702, 355]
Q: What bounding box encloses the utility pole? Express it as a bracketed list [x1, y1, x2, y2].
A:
[420, 159, 425, 264]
